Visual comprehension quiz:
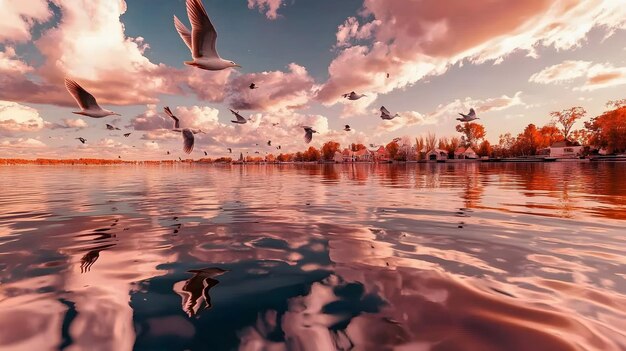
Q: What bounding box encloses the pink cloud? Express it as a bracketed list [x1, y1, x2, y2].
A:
[0, 138, 47, 148]
[247, 0, 284, 20]
[318, 0, 626, 106]
[529, 60, 592, 84]
[531, 60, 626, 91]
[46, 118, 88, 130]
[225, 64, 316, 112]
[1, 0, 52, 43]
[0, 100, 45, 134]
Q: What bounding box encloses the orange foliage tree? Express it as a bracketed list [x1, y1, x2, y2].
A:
[302, 146, 321, 161]
[350, 143, 367, 152]
[385, 141, 400, 159]
[455, 122, 486, 148]
[585, 105, 626, 153]
[550, 106, 586, 141]
[321, 141, 341, 161]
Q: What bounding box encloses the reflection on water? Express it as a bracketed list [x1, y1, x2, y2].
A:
[0, 163, 625, 350]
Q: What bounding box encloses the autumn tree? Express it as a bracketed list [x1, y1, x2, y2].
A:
[515, 124, 543, 155]
[303, 146, 321, 161]
[385, 141, 400, 160]
[538, 124, 564, 147]
[425, 133, 437, 152]
[477, 140, 492, 157]
[455, 122, 486, 148]
[321, 141, 341, 161]
[584, 105, 626, 153]
[350, 143, 367, 152]
[550, 106, 586, 141]
[415, 137, 426, 160]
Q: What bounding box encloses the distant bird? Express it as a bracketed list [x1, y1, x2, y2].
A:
[392, 137, 401, 143]
[179, 157, 183, 161]
[457, 108, 478, 122]
[229, 109, 247, 124]
[254, 151, 260, 154]
[386, 73, 390, 78]
[167, 151, 171, 155]
[277, 145, 281, 150]
[173, 0, 240, 71]
[106, 124, 120, 131]
[272, 123, 279, 127]
[249, 83, 257, 89]
[65, 78, 120, 118]
[380, 106, 399, 120]
[227, 148, 232, 153]
[204, 151, 208, 156]
[165, 106, 205, 154]
[76, 137, 86, 144]
[344, 125, 351, 132]
[342, 91, 366, 100]
[118, 156, 121, 159]
[303, 126, 317, 144]
[123, 133, 131, 137]
[267, 140, 271, 146]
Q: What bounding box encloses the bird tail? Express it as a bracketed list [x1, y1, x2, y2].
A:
[184, 61, 199, 67]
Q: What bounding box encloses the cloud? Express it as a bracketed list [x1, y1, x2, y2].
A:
[0, 100, 45, 134]
[318, 0, 626, 105]
[46, 118, 88, 130]
[376, 92, 524, 133]
[0, 0, 52, 43]
[225, 64, 316, 112]
[530, 60, 626, 91]
[0, 47, 33, 74]
[0, 138, 46, 148]
[335, 17, 380, 48]
[247, 0, 284, 20]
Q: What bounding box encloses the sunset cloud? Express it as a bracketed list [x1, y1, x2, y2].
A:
[530, 60, 626, 91]
[319, 0, 626, 105]
[247, 0, 284, 20]
[0, 0, 52, 43]
[0, 138, 46, 148]
[46, 118, 88, 130]
[0, 101, 45, 134]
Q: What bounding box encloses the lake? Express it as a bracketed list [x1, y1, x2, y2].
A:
[0, 163, 625, 351]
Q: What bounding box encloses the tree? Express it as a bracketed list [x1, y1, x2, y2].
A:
[496, 133, 515, 157]
[321, 141, 341, 161]
[350, 143, 367, 152]
[303, 146, 321, 161]
[415, 137, 426, 160]
[584, 105, 626, 153]
[538, 124, 564, 147]
[550, 106, 586, 141]
[477, 140, 492, 157]
[455, 122, 486, 148]
[385, 141, 400, 159]
[515, 124, 543, 156]
[425, 133, 437, 152]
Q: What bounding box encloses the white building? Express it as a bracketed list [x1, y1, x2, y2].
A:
[548, 140, 583, 158]
[454, 147, 477, 159]
[425, 148, 448, 161]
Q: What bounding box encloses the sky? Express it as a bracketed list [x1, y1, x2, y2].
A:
[1, 0, 626, 160]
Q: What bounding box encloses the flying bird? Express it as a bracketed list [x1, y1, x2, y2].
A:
[249, 83, 257, 89]
[267, 140, 271, 146]
[76, 137, 86, 144]
[303, 126, 317, 144]
[106, 124, 120, 131]
[65, 78, 120, 118]
[254, 151, 260, 154]
[342, 91, 366, 100]
[386, 73, 390, 78]
[227, 148, 232, 153]
[123, 133, 131, 137]
[167, 151, 171, 155]
[344, 125, 351, 132]
[457, 108, 478, 122]
[277, 145, 281, 150]
[272, 123, 279, 127]
[229, 109, 247, 124]
[165, 106, 205, 154]
[173, 0, 240, 70]
[204, 151, 208, 156]
[380, 106, 399, 120]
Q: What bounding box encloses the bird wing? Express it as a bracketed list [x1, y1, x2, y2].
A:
[304, 129, 313, 144]
[187, 0, 219, 59]
[182, 129, 195, 154]
[468, 108, 476, 118]
[106, 124, 114, 130]
[65, 78, 101, 111]
[229, 109, 246, 123]
[173, 15, 193, 52]
[380, 106, 391, 116]
[164, 106, 180, 129]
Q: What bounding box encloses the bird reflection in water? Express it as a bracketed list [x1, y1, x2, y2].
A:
[79, 244, 115, 273]
[174, 267, 227, 317]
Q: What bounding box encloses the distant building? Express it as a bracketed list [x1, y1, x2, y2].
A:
[548, 140, 583, 158]
[333, 151, 343, 163]
[425, 148, 448, 161]
[373, 146, 390, 162]
[454, 147, 477, 159]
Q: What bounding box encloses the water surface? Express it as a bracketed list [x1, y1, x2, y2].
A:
[1, 163, 625, 350]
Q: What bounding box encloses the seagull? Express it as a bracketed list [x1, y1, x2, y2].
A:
[249, 83, 257, 89]
[380, 106, 399, 120]
[174, 0, 240, 71]
[179, 157, 183, 161]
[167, 151, 171, 155]
[272, 123, 279, 127]
[118, 156, 121, 159]
[386, 73, 390, 78]
[204, 151, 208, 156]
[254, 151, 259, 154]
[229, 109, 247, 124]
[277, 145, 281, 150]
[165, 106, 205, 154]
[457, 108, 478, 122]
[342, 91, 366, 100]
[106, 124, 120, 131]
[303, 126, 317, 144]
[344, 125, 351, 132]
[227, 148, 232, 153]
[65, 78, 120, 118]
[267, 140, 271, 146]
[123, 133, 131, 137]
[76, 137, 86, 144]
